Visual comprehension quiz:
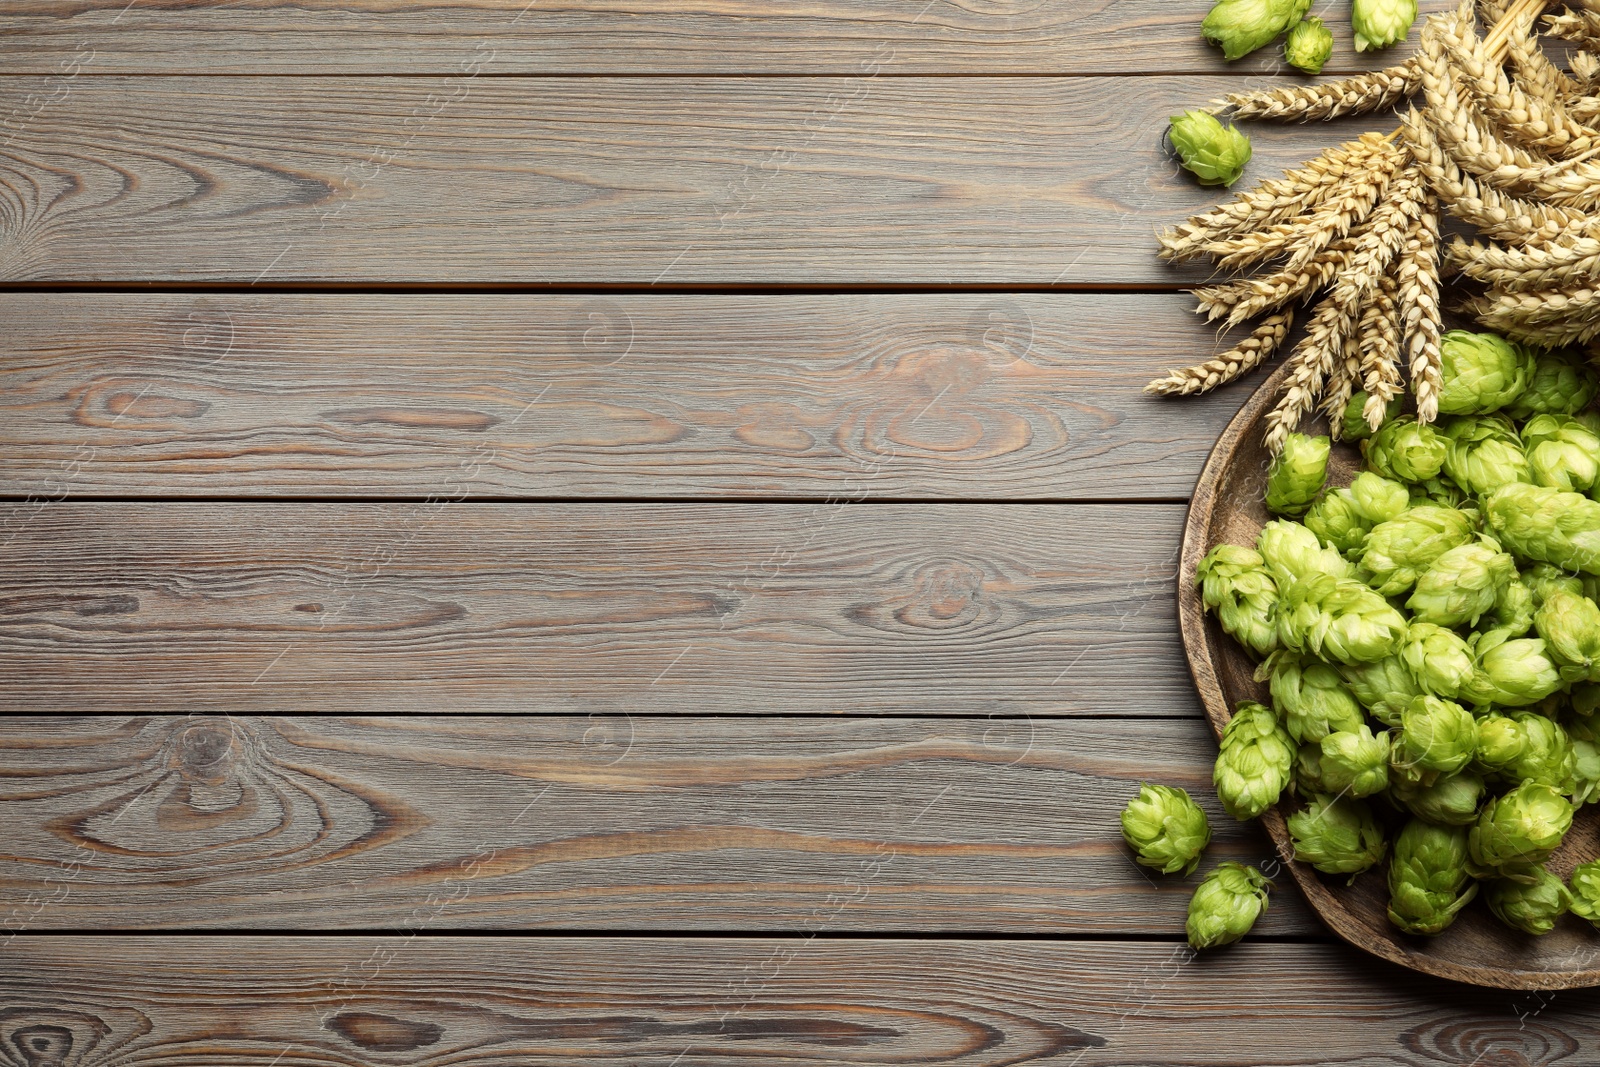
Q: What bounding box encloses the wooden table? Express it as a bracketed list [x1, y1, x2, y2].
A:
[5, 1, 1599, 1061]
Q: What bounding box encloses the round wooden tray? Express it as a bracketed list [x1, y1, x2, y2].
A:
[1178, 360, 1600, 990]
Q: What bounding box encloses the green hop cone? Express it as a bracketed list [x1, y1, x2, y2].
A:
[1120, 784, 1212, 876]
[1350, 471, 1412, 524]
[1474, 711, 1531, 777]
[1523, 414, 1600, 494]
[1467, 780, 1574, 880]
[1258, 519, 1352, 585]
[1364, 416, 1448, 484]
[1287, 793, 1386, 879]
[1534, 589, 1600, 684]
[1284, 15, 1334, 73]
[1257, 650, 1365, 744]
[1405, 541, 1518, 628]
[1497, 711, 1576, 793]
[1202, 0, 1308, 61]
[1400, 622, 1476, 699]
[1305, 489, 1371, 557]
[1488, 575, 1537, 638]
[1319, 724, 1390, 798]
[1437, 330, 1533, 415]
[1169, 110, 1252, 187]
[1523, 562, 1586, 608]
[1486, 867, 1572, 935]
[1186, 862, 1273, 950]
[1265, 433, 1330, 517]
[1460, 630, 1566, 709]
[1294, 742, 1332, 794]
[1390, 768, 1486, 825]
[1387, 820, 1478, 935]
[1357, 505, 1476, 596]
[1565, 714, 1600, 805]
[1569, 860, 1600, 928]
[1441, 415, 1531, 497]
[1503, 347, 1600, 419]
[1337, 654, 1423, 727]
[1277, 573, 1409, 665]
[1213, 701, 1294, 820]
[1196, 543, 1282, 660]
[1342, 391, 1403, 441]
[1485, 483, 1600, 576]
[1392, 695, 1478, 782]
[1409, 476, 1470, 509]
[1352, 0, 1417, 51]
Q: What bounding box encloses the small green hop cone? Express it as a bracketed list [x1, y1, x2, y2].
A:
[1467, 781, 1574, 881]
[1169, 110, 1252, 187]
[1504, 347, 1600, 419]
[1358, 505, 1477, 598]
[1363, 416, 1448, 483]
[1568, 860, 1600, 929]
[1258, 650, 1364, 744]
[1392, 695, 1478, 782]
[1437, 330, 1534, 415]
[1352, 0, 1418, 51]
[1387, 820, 1477, 935]
[1485, 483, 1600, 576]
[1258, 519, 1351, 584]
[1523, 414, 1600, 494]
[1318, 724, 1391, 798]
[1287, 793, 1386, 879]
[1486, 867, 1572, 935]
[1213, 701, 1294, 819]
[1186, 862, 1272, 950]
[1389, 769, 1485, 825]
[1460, 631, 1566, 709]
[1533, 589, 1600, 683]
[1120, 784, 1212, 876]
[1202, 0, 1306, 61]
[1440, 415, 1531, 497]
[1399, 623, 1476, 700]
[1337, 654, 1423, 727]
[1405, 541, 1518, 628]
[1196, 543, 1281, 660]
[1304, 489, 1371, 556]
[1264, 433, 1329, 517]
[1284, 16, 1333, 73]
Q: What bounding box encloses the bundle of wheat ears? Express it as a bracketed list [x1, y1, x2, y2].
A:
[1149, 0, 1600, 453]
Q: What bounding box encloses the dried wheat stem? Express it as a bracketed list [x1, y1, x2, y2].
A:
[1212, 61, 1423, 123]
[1360, 274, 1405, 427]
[1449, 234, 1600, 290]
[1144, 310, 1296, 397]
[1156, 139, 1382, 261]
[1440, 9, 1599, 156]
[1464, 285, 1600, 345]
[1396, 197, 1444, 423]
[1192, 235, 1360, 325]
[1264, 298, 1351, 453]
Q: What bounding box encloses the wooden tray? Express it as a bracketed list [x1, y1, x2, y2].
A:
[1178, 360, 1600, 990]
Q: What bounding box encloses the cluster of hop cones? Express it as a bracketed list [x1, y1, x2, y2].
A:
[1150, 0, 1600, 453]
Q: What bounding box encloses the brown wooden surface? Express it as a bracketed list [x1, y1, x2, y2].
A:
[0, 502, 1194, 714]
[6, 935, 1597, 1067]
[0, 714, 1312, 933]
[0, 0, 1451, 74]
[0, 76, 1373, 286]
[0, 293, 1243, 500]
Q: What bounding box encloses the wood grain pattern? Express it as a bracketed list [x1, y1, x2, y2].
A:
[0, 714, 1310, 933]
[5, 935, 1596, 1067]
[0, 76, 1379, 285]
[0, 293, 1246, 500]
[0, 0, 1451, 74]
[0, 502, 1195, 714]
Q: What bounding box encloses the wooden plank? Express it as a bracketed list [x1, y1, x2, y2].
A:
[0, 715, 1309, 933]
[0, 293, 1245, 500]
[9, 935, 1596, 1067]
[0, 503, 1194, 715]
[0, 76, 1378, 286]
[0, 0, 1452, 75]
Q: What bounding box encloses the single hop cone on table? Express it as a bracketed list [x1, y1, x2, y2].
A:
[1202, 0, 1310, 61]
[1186, 862, 1273, 950]
[1169, 110, 1253, 187]
[1120, 784, 1213, 876]
[1352, 0, 1418, 52]
[1284, 16, 1334, 74]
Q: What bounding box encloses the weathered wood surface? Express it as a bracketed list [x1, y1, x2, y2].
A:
[7, 935, 1597, 1067]
[0, 76, 1376, 285]
[0, 715, 1308, 932]
[0, 293, 1245, 500]
[0, 503, 1194, 714]
[0, 0, 1449, 74]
